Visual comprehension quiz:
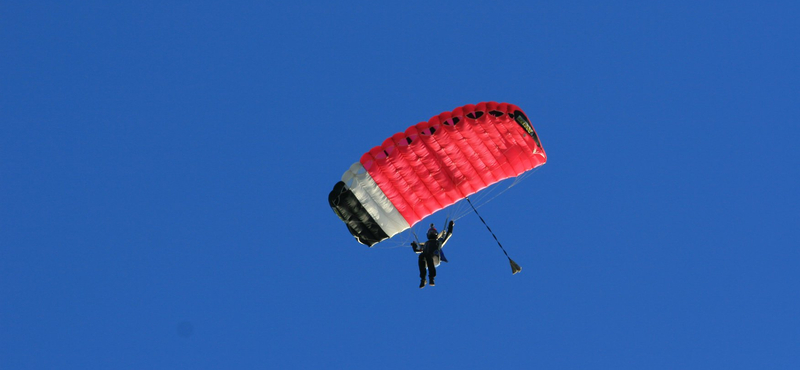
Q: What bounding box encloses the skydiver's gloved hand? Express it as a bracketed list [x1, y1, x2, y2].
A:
[411, 241, 422, 253]
[448, 220, 454, 233]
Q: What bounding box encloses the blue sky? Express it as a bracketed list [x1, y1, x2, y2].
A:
[2, 1, 798, 369]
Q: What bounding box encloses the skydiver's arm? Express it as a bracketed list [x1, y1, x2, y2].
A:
[440, 221, 455, 247]
[411, 241, 422, 254]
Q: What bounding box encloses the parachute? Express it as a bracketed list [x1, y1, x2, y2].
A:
[328, 102, 547, 246]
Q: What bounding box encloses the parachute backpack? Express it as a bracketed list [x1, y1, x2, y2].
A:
[328, 102, 547, 273]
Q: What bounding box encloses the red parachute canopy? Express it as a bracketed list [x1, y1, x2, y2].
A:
[329, 102, 546, 246]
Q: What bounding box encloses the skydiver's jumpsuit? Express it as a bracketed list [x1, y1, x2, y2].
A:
[412, 221, 454, 280]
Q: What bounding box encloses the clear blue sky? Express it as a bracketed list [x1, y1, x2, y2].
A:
[2, 1, 798, 369]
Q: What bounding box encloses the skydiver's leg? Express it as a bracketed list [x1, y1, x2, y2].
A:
[418, 254, 428, 288]
[426, 254, 436, 286]
[425, 254, 436, 278]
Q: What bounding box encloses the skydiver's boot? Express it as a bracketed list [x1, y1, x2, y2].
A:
[429, 276, 435, 286]
[419, 279, 426, 289]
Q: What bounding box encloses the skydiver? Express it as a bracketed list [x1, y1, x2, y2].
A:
[411, 220, 455, 288]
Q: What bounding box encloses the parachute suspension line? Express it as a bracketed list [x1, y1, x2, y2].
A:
[465, 171, 533, 214]
[465, 197, 522, 275]
[450, 167, 541, 223]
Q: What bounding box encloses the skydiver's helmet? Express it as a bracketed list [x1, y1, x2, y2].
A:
[427, 223, 438, 240]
